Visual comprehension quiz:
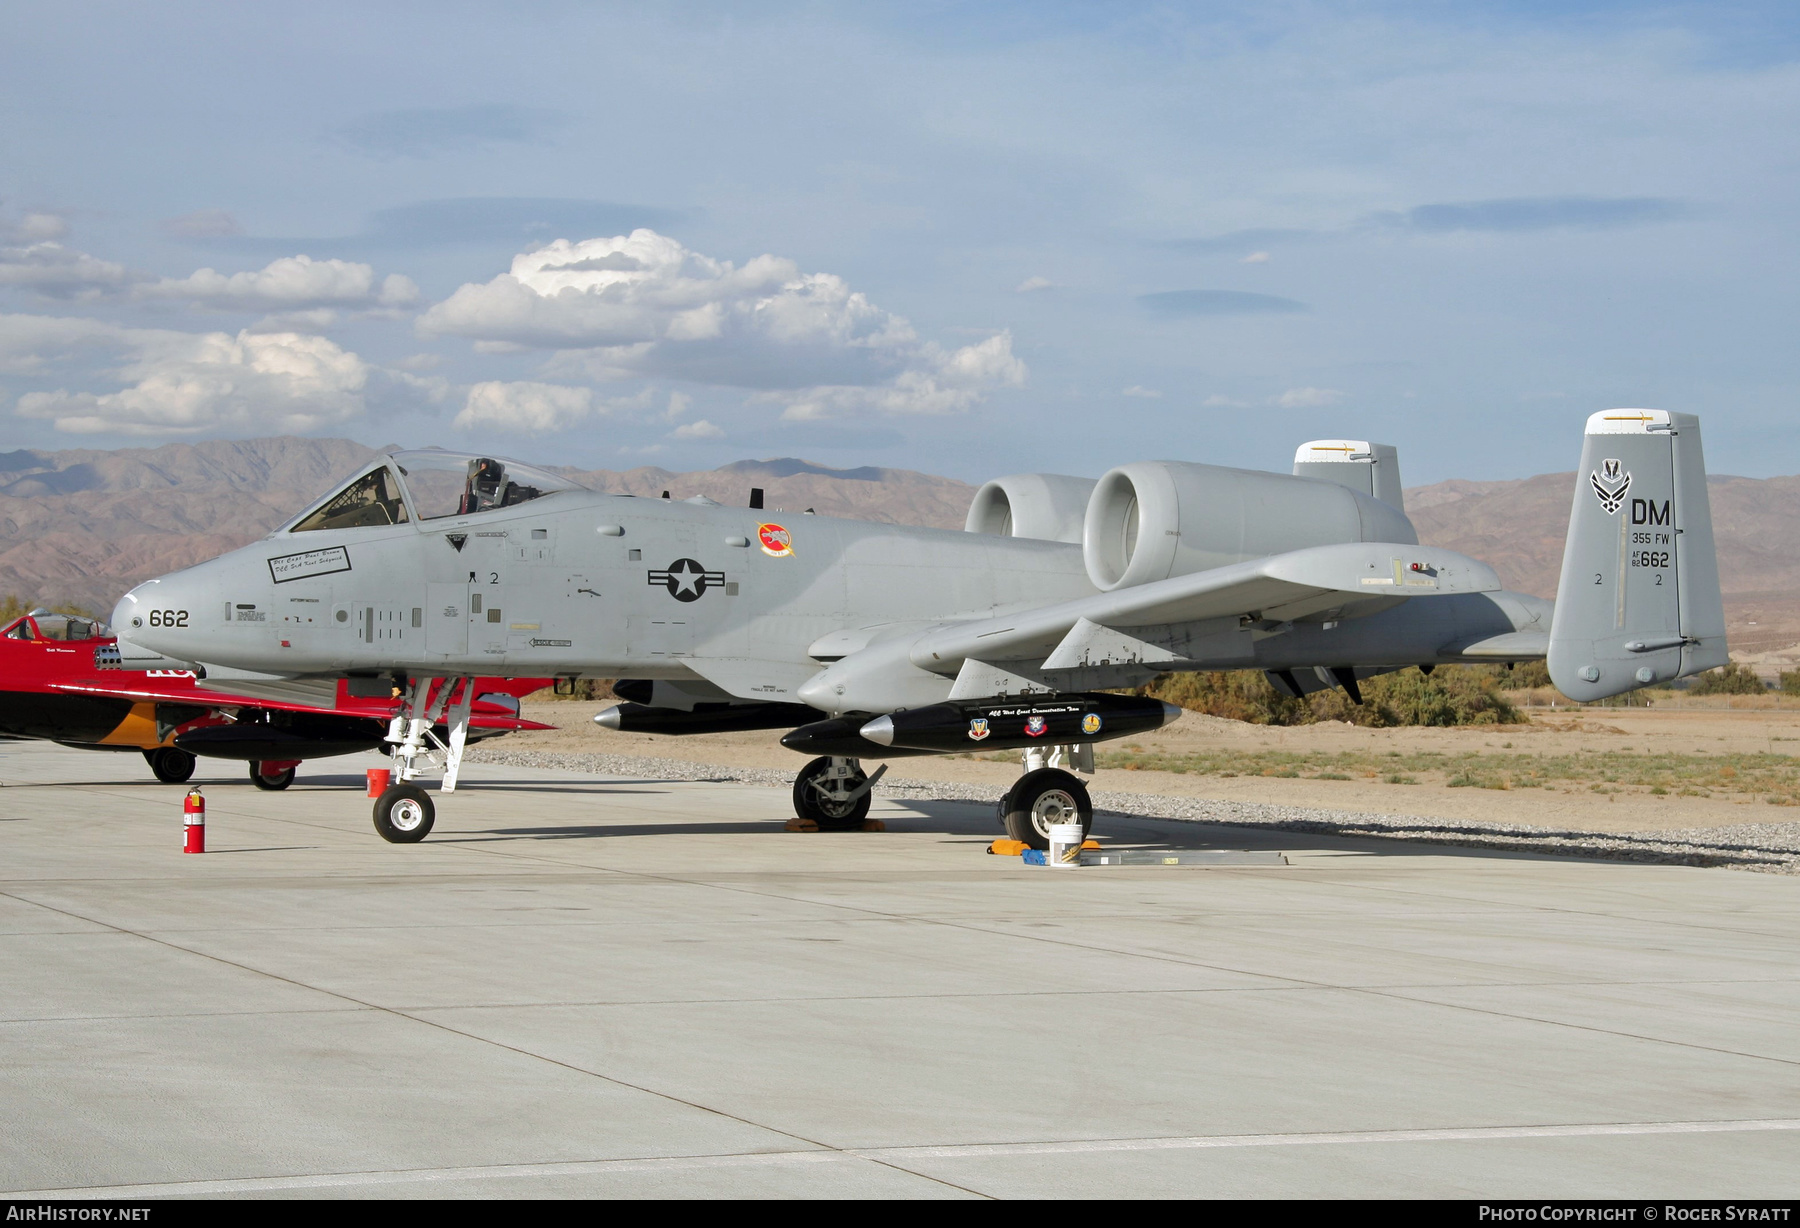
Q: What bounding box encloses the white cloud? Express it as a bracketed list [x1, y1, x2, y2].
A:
[139, 255, 419, 311]
[0, 313, 128, 374]
[1015, 276, 1054, 292]
[1273, 386, 1344, 408]
[664, 390, 691, 420]
[454, 380, 596, 433]
[419, 229, 1026, 417]
[670, 418, 723, 439]
[1122, 385, 1162, 398]
[4, 213, 70, 243]
[0, 242, 131, 298]
[1240, 251, 1271, 264]
[15, 328, 370, 436]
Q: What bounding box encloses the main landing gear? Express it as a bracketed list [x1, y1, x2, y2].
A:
[371, 676, 472, 844]
[249, 760, 298, 791]
[793, 755, 887, 831]
[998, 744, 1094, 850]
[144, 747, 196, 784]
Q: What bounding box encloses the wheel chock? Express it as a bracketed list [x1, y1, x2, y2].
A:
[988, 839, 1027, 856]
[861, 819, 886, 832]
[785, 817, 820, 832]
[1081, 839, 1102, 850]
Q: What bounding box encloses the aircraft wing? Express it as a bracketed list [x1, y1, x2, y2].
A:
[46, 677, 555, 731]
[908, 540, 1500, 673]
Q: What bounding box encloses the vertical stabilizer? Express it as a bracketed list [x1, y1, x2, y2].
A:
[1293, 440, 1405, 511]
[1547, 410, 1728, 701]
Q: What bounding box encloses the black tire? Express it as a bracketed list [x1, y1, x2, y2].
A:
[792, 756, 873, 831]
[144, 747, 196, 784]
[249, 761, 296, 791]
[372, 783, 435, 843]
[1002, 769, 1092, 850]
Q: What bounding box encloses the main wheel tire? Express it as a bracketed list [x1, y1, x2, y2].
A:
[372, 783, 435, 843]
[249, 762, 296, 791]
[792, 756, 873, 831]
[1002, 768, 1092, 850]
[144, 747, 197, 784]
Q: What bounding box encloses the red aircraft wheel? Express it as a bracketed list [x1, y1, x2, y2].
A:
[249, 761, 296, 791]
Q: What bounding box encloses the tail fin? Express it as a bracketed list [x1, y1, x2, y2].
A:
[1547, 409, 1727, 701]
[1293, 440, 1405, 510]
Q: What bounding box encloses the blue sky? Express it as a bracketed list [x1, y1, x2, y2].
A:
[1, 2, 1796, 484]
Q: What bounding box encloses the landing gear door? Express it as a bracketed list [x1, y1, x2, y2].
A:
[426, 584, 467, 656]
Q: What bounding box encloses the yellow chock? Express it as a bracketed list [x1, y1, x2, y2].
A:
[1080, 839, 1102, 850]
[861, 819, 886, 832]
[988, 839, 1028, 856]
[785, 817, 820, 832]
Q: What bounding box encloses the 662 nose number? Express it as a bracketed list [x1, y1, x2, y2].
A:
[147, 609, 189, 627]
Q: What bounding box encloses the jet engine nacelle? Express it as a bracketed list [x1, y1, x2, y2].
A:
[964, 473, 1097, 544]
[1082, 461, 1419, 592]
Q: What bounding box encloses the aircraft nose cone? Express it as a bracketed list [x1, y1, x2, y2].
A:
[859, 715, 896, 746]
[111, 585, 154, 637]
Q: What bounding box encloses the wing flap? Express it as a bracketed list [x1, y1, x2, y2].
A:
[911, 541, 1499, 672]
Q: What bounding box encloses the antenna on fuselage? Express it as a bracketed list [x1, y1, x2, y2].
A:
[750, 487, 764, 509]
[661, 491, 670, 499]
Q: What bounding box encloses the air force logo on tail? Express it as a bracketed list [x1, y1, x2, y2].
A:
[1590, 458, 1630, 515]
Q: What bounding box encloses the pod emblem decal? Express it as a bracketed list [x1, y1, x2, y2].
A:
[1025, 714, 1048, 738]
[1081, 713, 1102, 736]
[967, 718, 990, 742]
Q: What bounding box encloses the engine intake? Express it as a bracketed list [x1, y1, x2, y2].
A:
[1082, 461, 1417, 591]
[965, 473, 1097, 544]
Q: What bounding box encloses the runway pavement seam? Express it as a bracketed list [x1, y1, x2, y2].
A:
[10, 1116, 1800, 1199]
[0, 884, 996, 1201]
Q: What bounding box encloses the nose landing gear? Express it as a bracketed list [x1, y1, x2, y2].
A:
[792, 755, 886, 831]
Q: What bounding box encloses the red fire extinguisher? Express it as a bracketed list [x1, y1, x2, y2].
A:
[183, 787, 205, 854]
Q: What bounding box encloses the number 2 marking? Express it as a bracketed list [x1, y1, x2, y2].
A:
[489, 572, 499, 584]
[1594, 573, 1603, 586]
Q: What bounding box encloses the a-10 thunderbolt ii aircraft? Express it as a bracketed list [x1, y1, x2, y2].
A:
[111, 409, 1726, 845]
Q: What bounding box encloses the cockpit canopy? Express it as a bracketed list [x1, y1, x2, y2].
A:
[288, 450, 584, 533]
[3, 611, 108, 641]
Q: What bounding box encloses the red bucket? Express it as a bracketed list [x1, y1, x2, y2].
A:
[366, 768, 392, 797]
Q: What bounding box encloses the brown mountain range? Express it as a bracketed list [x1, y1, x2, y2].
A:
[2, 436, 1791, 652]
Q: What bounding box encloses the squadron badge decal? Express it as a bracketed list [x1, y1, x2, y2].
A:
[757, 523, 794, 557]
[967, 718, 990, 742]
[1591, 458, 1630, 515]
[1024, 714, 1049, 738]
[1081, 713, 1102, 736]
[648, 558, 725, 602]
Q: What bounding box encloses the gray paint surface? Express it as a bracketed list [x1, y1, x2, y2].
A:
[2, 744, 1796, 1199]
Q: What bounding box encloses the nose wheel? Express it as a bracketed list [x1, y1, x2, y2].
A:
[373, 784, 436, 843]
[1001, 768, 1093, 850]
[793, 756, 876, 831]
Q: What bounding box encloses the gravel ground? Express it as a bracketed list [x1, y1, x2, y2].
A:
[466, 748, 1800, 873]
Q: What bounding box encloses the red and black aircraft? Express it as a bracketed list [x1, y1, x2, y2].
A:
[0, 610, 551, 788]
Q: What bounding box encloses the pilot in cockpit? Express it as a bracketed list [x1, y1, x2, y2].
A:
[458, 458, 544, 515]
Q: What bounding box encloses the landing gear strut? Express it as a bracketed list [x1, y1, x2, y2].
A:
[793, 755, 884, 831]
[998, 744, 1094, 849]
[371, 676, 472, 843]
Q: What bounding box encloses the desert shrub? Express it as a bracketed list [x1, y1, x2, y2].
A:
[1685, 662, 1766, 695]
[1502, 660, 1552, 689]
[1780, 670, 1800, 697]
[1133, 670, 1311, 725]
[1139, 665, 1521, 727]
